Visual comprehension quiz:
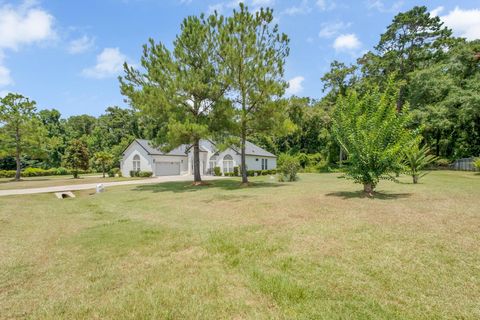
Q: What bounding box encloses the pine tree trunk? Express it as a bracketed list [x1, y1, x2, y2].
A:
[396, 86, 405, 112]
[193, 140, 202, 184]
[241, 130, 248, 184]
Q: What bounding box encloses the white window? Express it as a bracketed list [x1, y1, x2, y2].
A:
[223, 154, 234, 173]
[133, 155, 141, 172]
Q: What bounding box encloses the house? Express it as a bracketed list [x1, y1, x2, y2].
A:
[120, 139, 277, 177]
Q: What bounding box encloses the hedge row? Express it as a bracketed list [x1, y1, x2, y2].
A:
[223, 169, 277, 177]
[0, 167, 95, 178]
[129, 170, 153, 177]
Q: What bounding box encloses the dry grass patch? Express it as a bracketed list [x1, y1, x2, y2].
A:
[0, 171, 479, 319]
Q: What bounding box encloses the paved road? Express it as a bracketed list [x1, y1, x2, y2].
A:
[0, 175, 221, 197]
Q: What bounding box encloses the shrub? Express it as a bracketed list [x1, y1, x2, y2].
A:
[138, 171, 153, 177]
[278, 154, 300, 182]
[129, 170, 138, 177]
[214, 167, 221, 176]
[55, 167, 69, 175]
[247, 170, 255, 177]
[261, 170, 268, 176]
[435, 158, 450, 168]
[233, 166, 239, 176]
[474, 158, 480, 171]
[0, 170, 16, 178]
[108, 169, 115, 177]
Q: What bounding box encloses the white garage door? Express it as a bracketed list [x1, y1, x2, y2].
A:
[155, 162, 180, 176]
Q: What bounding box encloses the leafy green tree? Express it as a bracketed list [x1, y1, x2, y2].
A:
[332, 80, 413, 195]
[215, 3, 290, 184]
[63, 139, 89, 178]
[39, 109, 66, 168]
[361, 6, 453, 110]
[403, 141, 437, 184]
[120, 15, 231, 184]
[65, 114, 97, 140]
[321, 60, 357, 96]
[277, 154, 300, 182]
[0, 93, 47, 180]
[93, 151, 114, 178]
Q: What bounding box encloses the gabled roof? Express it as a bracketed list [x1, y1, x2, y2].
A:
[133, 139, 207, 156]
[126, 138, 276, 158]
[230, 141, 276, 158]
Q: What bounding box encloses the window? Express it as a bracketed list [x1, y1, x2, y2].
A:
[261, 159, 265, 170]
[265, 159, 268, 170]
[223, 154, 234, 173]
[133, 155, 141, 172]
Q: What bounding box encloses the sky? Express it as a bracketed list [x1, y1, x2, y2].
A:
[0, 0, 479, 117]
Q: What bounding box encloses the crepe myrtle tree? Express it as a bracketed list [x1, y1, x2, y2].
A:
[332, 78, 413, 195]
[214, 3, 291, 184]
[120, 14, 232, 185]
[63, 139, 89, 179]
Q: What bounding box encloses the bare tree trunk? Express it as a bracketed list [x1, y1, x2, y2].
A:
[193, 140, 202, 184]
[363, 183, 374, 196]
[14, 128, 21, 181]
[102, 164, 106, 178]
[339, 147, 343, 167]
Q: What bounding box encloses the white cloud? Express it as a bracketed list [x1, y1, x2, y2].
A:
[333, 33, 361, 52]
[252, 0, 275, 6]
[316, 0, 335, 11]
[283, 0, 311, 16]
[441, 7, 480, 41]
[366, 0, 403, 13]
[68, 35, 95, 54]
[430, 6, 444, 17]
[208, 0, 241, 14]
[286, 76, 305, 96]
[0, 1, 55, 50]
[318, 21, 351, 38]
[82, 48, 127, 79]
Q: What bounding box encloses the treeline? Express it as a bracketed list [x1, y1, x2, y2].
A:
[1, 5, 479, 180]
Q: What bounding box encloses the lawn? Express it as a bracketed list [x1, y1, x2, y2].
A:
[0, 171, 479, 319]
[0, 174, 142, 190]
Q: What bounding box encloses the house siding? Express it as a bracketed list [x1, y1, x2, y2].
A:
[121, 142, 154, 177]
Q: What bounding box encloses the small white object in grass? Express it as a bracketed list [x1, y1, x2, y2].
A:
[270, 175, 275, 180]
[96, 184, 105, 193]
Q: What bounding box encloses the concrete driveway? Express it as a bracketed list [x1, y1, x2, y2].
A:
[0, 175, 222, 197]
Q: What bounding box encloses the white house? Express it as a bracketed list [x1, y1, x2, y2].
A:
[120, 139, 277, 177]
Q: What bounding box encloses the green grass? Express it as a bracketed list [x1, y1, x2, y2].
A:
[0, 171, 479, 319]
[0, 174, 142, 190]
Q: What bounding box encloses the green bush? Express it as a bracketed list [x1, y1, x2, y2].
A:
[55, 167, 69, 175]
[247, 170, 255, 177]
[261, 170, 268, 176]
[107, 169, 115, 177]
[129, 170, 138, 177]
[474, 158, 480, 171]
[138, 171, 153, 177]
[0, 170, 16, 178]
[214, 167, 221, 176]
[435, 158, 450, 168]
[233, 166, 239, 176]
[278, 154, 300, 182]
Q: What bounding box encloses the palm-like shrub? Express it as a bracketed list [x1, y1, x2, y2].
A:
[403, 143, 437, 184]
[332, 80, 413, 195]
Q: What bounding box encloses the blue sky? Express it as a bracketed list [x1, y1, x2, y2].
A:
[0, 0, 479, 117]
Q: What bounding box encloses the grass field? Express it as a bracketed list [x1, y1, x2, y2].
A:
[0, 174, 141, 190]
[0, 171, 479, 319]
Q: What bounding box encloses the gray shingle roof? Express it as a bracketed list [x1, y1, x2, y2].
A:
[230, 141, 276, 157]
[135, 139, 188, 156]
[133, 139, 275, 157]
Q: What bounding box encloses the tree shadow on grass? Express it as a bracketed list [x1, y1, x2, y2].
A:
[326, 191, 412, 200]
[133, 179, 284, 194]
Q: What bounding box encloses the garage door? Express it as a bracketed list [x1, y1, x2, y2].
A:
[155, 162, 180, 176]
